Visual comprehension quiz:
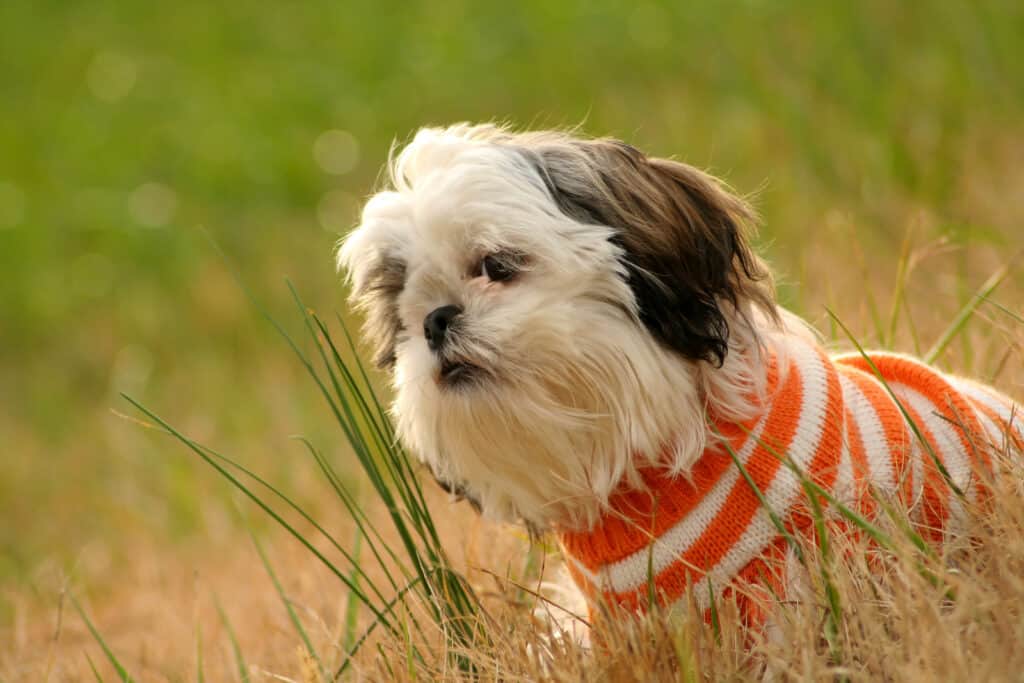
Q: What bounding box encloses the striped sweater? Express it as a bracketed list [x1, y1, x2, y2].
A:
[560, 339, 1023, 623]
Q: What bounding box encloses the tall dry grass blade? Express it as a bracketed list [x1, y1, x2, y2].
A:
[195, 622, 205, 683]
[902, 296, 923, 357]
[925, 260, 1014, 364]
[886, 227, 914, 347]
[986, 298, 1024, 325]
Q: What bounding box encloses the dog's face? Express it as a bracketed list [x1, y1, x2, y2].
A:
[338, 124, 775, 530]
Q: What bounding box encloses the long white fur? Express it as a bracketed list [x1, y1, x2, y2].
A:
[338, 123, 792, 532]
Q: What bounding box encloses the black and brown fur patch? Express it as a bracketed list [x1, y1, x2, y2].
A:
[356, 256, 407, 368]
[521, 137, 776, 366]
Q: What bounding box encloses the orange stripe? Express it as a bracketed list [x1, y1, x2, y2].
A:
[561, 361, 782, 570]
[560, 450, 738, 571]
[897, 398, 951, 541]
[834, 360, 915, 505]
[726, 535, 791, 629]
[789, 349, 846, 528]
[844, 355, 989, 487]
[612, 357, 828, 610]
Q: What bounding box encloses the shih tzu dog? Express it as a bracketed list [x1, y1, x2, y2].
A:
[337, 123, 1023, 626]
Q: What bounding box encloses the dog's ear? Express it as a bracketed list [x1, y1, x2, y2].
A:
[528, 139, 775, 366]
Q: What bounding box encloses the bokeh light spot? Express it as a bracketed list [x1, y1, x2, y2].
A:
[129, 182, 178, 228]
[313, 129, 360, 175]
[110, 344, 155, 395]
[87, 51, 139, 103]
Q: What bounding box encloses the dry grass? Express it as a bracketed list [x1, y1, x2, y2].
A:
[2, 243, 1022, 682]
[4, 3, 1024, 680]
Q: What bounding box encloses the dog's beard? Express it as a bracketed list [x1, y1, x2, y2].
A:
[393, 302, 713, 531]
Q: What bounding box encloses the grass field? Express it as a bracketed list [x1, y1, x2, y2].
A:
[2, 0, 1023, 680]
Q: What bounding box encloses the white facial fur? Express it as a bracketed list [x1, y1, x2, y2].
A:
[338, 124, 781, 532]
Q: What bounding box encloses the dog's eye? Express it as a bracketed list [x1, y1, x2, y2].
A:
[480, 254, 516, 282]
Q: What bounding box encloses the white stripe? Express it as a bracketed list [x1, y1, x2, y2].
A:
[890, 384, 973, 529]
[833, 381, 856, 508]
[952, 379, 1024, 453]
[567, 415, 766, 590]
[580, 340, 834, 600]
[838, 371, 900, 498]
[681, 344, 839, 606]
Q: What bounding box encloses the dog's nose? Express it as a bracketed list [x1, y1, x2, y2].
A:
[423, 305, 462, 351]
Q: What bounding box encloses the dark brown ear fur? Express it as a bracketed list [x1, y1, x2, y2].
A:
[357, 256, 406, 369]
[526, 139, 776, 366]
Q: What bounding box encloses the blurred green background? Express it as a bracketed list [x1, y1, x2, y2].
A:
[1, 0, 1022, 606]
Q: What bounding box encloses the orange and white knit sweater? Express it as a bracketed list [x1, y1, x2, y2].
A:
[560, 339, 1023, 622]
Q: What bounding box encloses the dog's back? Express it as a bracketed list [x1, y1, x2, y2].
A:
[833, 352, 1023, 538]
[559, 341, 1023, 623]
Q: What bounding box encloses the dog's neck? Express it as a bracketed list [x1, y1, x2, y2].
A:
[527, 321, 785, 533]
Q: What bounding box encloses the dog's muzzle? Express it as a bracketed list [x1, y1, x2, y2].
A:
[423, 304, 462, 351]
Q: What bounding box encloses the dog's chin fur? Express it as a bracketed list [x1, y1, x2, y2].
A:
[338, 123, 795, 532]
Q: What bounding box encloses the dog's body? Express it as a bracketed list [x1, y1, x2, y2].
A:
[561, 340, 1023, 623]
[338, 123, 1022, 623]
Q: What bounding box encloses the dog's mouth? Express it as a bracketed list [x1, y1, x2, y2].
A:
[438, 358, 481, 387]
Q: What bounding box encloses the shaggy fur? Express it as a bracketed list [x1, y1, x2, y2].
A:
[338, 123, 793, 532]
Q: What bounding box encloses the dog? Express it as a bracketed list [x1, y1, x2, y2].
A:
[337, 123, 1023, 627]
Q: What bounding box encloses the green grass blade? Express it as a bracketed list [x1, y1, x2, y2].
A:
[280, 293, 447, 607]
[711, 426, 804, 564]
[214, 595, 249, 683]
[336, 312, 397, 443]
[828, 308, 965, 498]
[121, 395, 398, 636]
[196, 438, 400, 610]
[707, 581, 721, 645]
[732, 420, 919, 555]
[334, 573, 432, 679]
[294, 437, 412, 586]
[84, 652, 104, 683]
[924, 261, 1014, 364]
[315, 311, 445, 552]
[800, 479, 843, 657]
[342, 526, 364, 654]
[250, 532, 328, 682]
[68, 592, 134, 683]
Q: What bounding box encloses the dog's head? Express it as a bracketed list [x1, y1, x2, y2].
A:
[338, 123, 777, 530]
